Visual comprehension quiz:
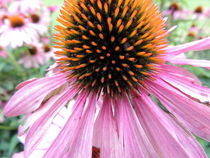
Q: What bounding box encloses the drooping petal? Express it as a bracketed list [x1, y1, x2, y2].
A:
[132, 90, 207, 158]
[43, 92, 96, 158]
[4, 74, 67, 116]
[18, 91, 71, 137]
[164, 37, 210, 58]
[24, 87, 78, 157]
[34, 107, 72, 158]
[93, 95, 120, 158]
[114, 94, 158, 158]
[159, 68, 210, 103]
[146, 78, 210, 141]
[16, 78, 38, 90]
[168, 58, 210, 69]
[13, 105, 72, 158]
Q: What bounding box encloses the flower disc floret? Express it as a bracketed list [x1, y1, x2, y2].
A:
[54, 0, 168, 95]
[9, 15, 25, 28]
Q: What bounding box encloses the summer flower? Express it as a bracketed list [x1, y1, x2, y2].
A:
[4, 0, 210, 157]
[28, 8, 51, 35]
[18, 42, 52, 68]
[8, 0, 42, 13]
[163, 2, 191, 20]
[0, 12, 39, 48]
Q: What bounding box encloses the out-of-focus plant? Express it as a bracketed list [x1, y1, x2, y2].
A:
[0, 0, 56, 68]
[0, 0, 58, 157]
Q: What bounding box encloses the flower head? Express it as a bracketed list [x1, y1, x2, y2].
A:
[18, 42, 52, 68]
[28, 8, 51, 34]
[163, 2, 191, 20]
[55, 0, 167, 95]
[0, 0, 52, 48]
[0, 13, 39, 48]
[194, 6, 204, 14]
[4, 0, 210, 157]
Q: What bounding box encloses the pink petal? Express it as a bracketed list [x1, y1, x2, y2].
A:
[16, 105, 71, 158]
[32, 106, 72, 158]
[167, 58, 210, 69]
[146, 78, 210, 141]
[18, 92, 69, 136]
[159, 71, 210, 103]
[159, 64, 201, 85]
[93, 95, 120, 158]
[164, 37, 210, 58]
[43, 92, 96, 158]
[4, 74, 67, 116]
[114, 93, 158, 158]
[24, 87, 78, 157]
[132, 90, 207, 158]
[16, 78, 38, 90]
[12, 152, 24, 158]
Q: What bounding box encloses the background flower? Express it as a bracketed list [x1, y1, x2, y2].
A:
[18, 43, 51, 68]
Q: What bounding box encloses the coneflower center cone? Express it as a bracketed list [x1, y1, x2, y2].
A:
[168, 2, 181, 12]
[54, 0, 168, 95]
[30, 14, 40, 23]
[9, 15, 25, 28]
[194, 6, 203, 14]
[28, 46, 38, 55]
[44, 44, 51, 53]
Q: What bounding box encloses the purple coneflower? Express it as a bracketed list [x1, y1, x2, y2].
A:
[28, 8, 51, 35]
[162, 2, 191, 20]
[18, 42, 52, 68]
[8, 0, 42, 13]
[0, 13, 38, 48]
[194, 6, 204, 15]
[4, 0, 210, 157]
[187, 24, 199, 38]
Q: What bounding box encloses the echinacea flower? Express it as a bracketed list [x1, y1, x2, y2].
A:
[0, 13, 38, 48]
[4, 0, 210, 157]
[187, 24, 200, 38]
[8, 0, 42, 13]
[19, 42, 51, 68]
[28, 8, 51, 34]
[194, 6, 204, 15]
[41, 36, 56, 59]
[163, 2, 191, 20]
